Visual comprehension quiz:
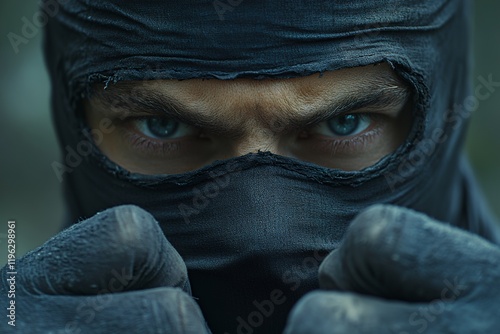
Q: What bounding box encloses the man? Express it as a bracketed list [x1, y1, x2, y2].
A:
[2, 0, 500, 333]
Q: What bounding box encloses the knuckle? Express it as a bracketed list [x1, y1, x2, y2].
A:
[348, 204, 408, 252]
[112, 205, 160, 244]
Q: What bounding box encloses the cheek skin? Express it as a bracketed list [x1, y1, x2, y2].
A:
[294, 104, 413, 171]
[84, 102, 117, 159]
[85, 102, 221, 174]
[83, 64, 412, 174]
[84, 103, 413, 174]
[85, 103, 145, 172]
[85, 108, 412, 174]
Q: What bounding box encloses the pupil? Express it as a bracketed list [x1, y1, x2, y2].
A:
[147, 118, 179, 138]
[328, 115, 359, 136]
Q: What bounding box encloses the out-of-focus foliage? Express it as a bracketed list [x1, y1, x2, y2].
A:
[466, 1, 500, 219]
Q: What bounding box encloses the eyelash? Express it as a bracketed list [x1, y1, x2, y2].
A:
[316, 125, 382, 155]
[120, 112, 384, 156]
[121, 119, 185, 156]
[306, 113, 384, 154]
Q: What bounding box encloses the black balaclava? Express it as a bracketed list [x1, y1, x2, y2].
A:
[43, 0, 499, 333]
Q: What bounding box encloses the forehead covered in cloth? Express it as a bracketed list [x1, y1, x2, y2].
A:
[43, 0, 492, 236]
[44, 0, 455, 83]
[42, 3, 500, 333]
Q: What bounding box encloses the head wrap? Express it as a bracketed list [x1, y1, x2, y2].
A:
[43, 0, 499, 332]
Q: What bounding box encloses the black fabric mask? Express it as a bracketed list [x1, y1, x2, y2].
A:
[43, 0, 499, 333]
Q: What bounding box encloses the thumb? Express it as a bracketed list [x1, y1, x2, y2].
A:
[9, 205, 190, 296]
[319, 204, 500, 302]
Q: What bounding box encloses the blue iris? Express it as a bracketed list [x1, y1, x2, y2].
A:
[327, 114, 360, 136]
[146, 118, 179, 138]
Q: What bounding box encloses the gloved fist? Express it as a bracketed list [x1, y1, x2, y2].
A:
[0, 205, 210, 333]
[284, 205, 500, 334]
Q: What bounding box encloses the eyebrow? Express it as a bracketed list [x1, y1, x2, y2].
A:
[90, 79, 410, 137]
[292, 86, 409, 129]
[92, 84, 239, 137]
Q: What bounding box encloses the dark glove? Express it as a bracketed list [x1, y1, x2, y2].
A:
[0, 205, 210, 333]
[284, 204, 500, 334]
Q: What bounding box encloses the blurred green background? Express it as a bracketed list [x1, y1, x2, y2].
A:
[0, 1, 499, 266]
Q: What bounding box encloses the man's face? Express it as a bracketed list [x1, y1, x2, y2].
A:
[85, 63, 412, 174]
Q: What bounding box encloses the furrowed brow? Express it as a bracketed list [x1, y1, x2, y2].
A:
[89, 78, 410, 135]
[291, 84, 410, 130]
[90, 84, 236, 136]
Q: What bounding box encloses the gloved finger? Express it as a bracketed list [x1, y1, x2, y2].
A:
[9, 287, 211, 334]
[12, 205, 190, 295]
[284, 290, 465, 334]
[319, 204, 500, 301]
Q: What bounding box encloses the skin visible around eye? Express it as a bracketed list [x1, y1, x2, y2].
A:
[313, 114, 372, 138]
[295, 110, 409, 171]
[133, 117, 199, 139]
[85, 63, 413, 175]
[96, 116, 216, 174]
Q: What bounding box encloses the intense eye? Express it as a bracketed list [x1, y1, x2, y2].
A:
[133, 117, 196, 139]
[314, 114, 371, 137]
